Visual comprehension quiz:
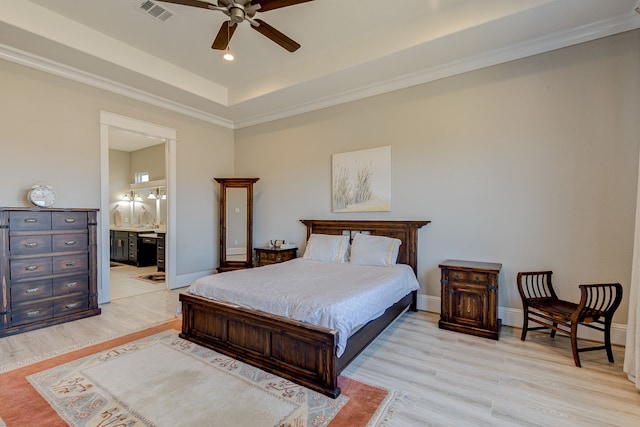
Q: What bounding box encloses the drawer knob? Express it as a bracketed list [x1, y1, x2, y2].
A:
[65, 240, 77, 246]
[25, 287, 40, 294]
[454, 273, 460, 279]
[474, 275, 480, 281]
[64, 218, 77, 223]
[65, 261, 77, 267]
[65, 281, 79, 288]
[25, 265, 38, 271]
[24, 218, 38, 223]
[24, 242, 39, 248]
[26, 310, 41, 317]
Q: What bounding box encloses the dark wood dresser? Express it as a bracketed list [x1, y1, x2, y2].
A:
[439, 259, 502, 340]
[0, 208, 101, 337]
[254, 247, 297, 267]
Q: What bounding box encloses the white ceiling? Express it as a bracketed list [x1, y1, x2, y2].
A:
[1, 0, 639, 130]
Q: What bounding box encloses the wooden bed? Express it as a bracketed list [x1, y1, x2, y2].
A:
[179, 219, 429, 398]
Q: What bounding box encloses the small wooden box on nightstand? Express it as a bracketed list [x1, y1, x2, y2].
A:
[438, 259, 502, 340]
[254, 247, 297, 267]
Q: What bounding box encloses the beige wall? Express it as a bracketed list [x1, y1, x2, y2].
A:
[0, 59, 235, 277]
[235, 30, 640, 324]
[1, 28, 638, 325]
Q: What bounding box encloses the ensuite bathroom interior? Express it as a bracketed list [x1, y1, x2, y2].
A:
[108, 129, 167, 299]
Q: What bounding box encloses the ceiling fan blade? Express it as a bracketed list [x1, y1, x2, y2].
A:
[156, 0, 214, 9]
[252, 19, 300, 52]
[211, 21, 237, 50]
[250, 0, 314, 12]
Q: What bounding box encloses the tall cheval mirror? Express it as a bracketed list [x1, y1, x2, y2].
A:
[214, 178, 259, 272]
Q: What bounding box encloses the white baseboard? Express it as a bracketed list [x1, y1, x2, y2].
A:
[171, 270, 216, 290]
[416, 294, 627, 346]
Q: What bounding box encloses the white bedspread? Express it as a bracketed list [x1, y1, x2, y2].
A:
[187, 258, 419, 357]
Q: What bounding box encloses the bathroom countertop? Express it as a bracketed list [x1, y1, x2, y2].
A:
[109, 226, 166, 234]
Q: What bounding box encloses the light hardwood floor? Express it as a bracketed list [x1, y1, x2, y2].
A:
[1, 290, 639, 426]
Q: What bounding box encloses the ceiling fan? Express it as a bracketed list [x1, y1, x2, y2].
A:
[157, 0, 314, 52]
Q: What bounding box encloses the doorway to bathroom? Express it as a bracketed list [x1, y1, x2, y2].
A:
[99, 111, 177, 304]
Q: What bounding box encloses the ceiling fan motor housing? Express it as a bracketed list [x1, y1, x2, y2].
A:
[229, 6, 245, 23]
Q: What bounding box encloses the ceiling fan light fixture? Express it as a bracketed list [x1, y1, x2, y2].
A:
[223, 49, 235, 61]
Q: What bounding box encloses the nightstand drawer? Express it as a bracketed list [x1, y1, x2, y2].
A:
[449, 270, 468, 282]
[254, 247, 297, 267]
[467, 272, 490, 284]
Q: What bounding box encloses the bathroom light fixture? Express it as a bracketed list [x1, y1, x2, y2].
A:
[148, 188, 167, 200]
[121, 191, 133, 201]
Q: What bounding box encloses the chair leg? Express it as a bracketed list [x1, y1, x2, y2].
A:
[521, 308, 529, 341]
[604, 318, 615, 363]
[570, 322, 581, 367]
[550, 322, 557, 338]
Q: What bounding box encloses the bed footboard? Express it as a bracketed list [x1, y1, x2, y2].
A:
[179, 292, 341, 398]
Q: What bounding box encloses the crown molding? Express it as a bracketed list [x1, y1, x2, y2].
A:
[233, 12, 640, 129]
[1, 11, 638, 131]
[0, 42, 234, 129]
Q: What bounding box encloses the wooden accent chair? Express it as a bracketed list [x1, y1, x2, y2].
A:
[517, 271, 622, 367]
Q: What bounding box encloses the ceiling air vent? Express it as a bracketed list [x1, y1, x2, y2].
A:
[138, 0, 174, 22]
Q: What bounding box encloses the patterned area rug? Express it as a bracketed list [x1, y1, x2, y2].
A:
[133, 272, 165, 284]
[0, 320, 398, 427]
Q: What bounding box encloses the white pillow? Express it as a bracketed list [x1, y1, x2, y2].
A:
[302, 234, 349, 263]
[349, 233, 402, 267]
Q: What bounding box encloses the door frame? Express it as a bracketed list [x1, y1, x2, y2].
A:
[99, 111, 177, 303]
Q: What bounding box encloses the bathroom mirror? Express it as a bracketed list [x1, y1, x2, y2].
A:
[214, 177, 259, 272]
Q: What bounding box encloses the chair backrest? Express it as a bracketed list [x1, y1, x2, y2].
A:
[577, 283, 623, 321]
[517, 271, 557, 301]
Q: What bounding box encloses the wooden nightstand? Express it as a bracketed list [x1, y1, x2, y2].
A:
[254, 247, 297, 267]
[438, 260, 502, 340]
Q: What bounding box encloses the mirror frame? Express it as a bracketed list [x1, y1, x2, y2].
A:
[214, 177, 259, 272]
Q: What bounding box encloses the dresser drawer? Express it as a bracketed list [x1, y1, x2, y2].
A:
[10, 257, 53, 279]
[10, 235, 52, 255]
[11, 279, 53, 303]
[52, 212, 87, 230]
[54, 296, 88, 317]
[53, 254, 88, 274]
[52, 233, 88, 252]
[12, 301, 54, 326]
[52, 275, 89, 296]
[9, 211, 51, 231]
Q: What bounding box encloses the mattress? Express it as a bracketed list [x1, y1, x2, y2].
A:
[187, 258, 420, 356]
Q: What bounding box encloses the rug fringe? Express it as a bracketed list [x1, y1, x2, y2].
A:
[366, 389, 407, 427]
[0, 317, 179, 373]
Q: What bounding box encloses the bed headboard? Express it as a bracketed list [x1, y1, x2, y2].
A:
[300, 219, 430, 274]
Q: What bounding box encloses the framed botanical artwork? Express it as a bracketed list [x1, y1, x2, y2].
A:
[332, 146, 391, 212]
